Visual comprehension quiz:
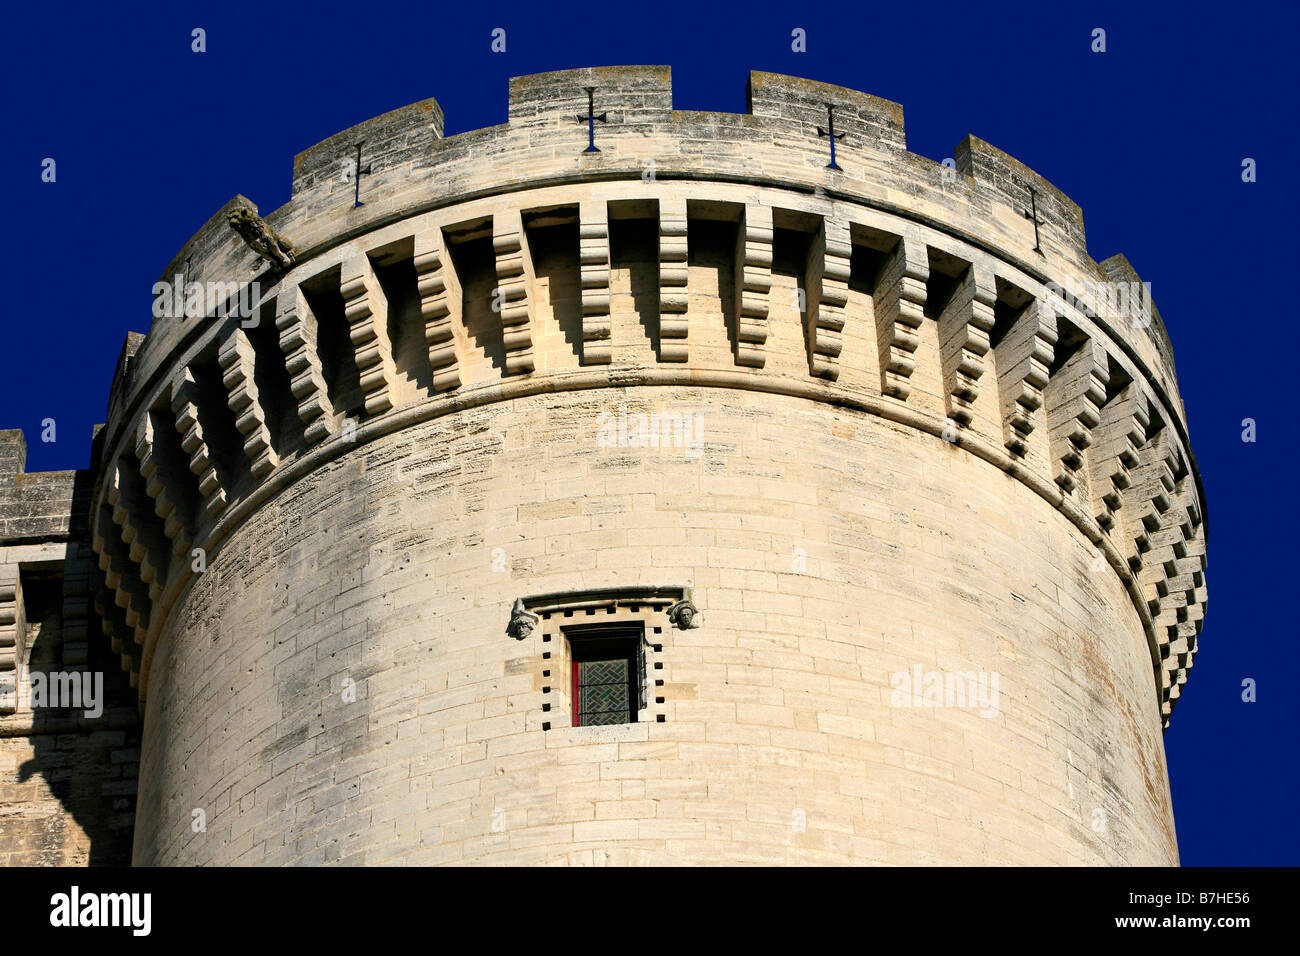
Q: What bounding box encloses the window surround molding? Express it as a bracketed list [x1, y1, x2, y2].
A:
[506, 586, 700, 640]
[505, 586, 700, 733]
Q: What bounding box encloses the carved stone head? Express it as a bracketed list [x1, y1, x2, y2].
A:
[506, 597, 540, 640]
[227, 207, 260, 239]
[667, 591, 700, 630]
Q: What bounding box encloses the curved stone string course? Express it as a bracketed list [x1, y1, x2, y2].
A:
[4, 67, 1207, 865]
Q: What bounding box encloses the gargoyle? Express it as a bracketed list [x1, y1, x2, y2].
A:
[227, 207, 297, 272]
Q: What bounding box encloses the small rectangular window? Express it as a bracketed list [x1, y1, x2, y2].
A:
[568, 626, 645, 727]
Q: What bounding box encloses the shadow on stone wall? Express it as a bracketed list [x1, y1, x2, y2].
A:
[7, 466, 140, 866]
[13, 601, 140, 865]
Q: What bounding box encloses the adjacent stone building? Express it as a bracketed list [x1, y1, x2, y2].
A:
[0, 67, 1207, 865]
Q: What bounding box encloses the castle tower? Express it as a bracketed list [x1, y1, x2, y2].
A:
[1, 68, 1207, 866]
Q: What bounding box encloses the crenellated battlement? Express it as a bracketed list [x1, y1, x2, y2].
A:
[32, 68, 1205, 732]
[291, 98, 445, 198]
[131, 67, 1179, 391]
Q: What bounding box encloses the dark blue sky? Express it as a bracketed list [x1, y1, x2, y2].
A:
[4, 1, 1294, 865]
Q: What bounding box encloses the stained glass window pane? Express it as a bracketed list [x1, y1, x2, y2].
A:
[578, 657, 630, 725]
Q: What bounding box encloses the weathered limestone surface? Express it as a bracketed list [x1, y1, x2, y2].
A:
[2, 68, 1207, 867]
[134, 390, 1177, 866]
[0, 431, 140, 866]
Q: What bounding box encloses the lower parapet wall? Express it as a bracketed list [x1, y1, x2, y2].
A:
[132, 387, 1177, 866]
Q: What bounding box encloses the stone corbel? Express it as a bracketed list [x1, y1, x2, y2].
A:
[506, 597, 540, 640]
[666, 589, 700, 629]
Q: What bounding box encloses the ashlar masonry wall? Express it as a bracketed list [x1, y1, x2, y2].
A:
[38, 66, 1207, 866]
[134, 386, 1175, 865]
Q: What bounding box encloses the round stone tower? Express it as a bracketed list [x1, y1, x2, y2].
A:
[91, 67, 1206, 865]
